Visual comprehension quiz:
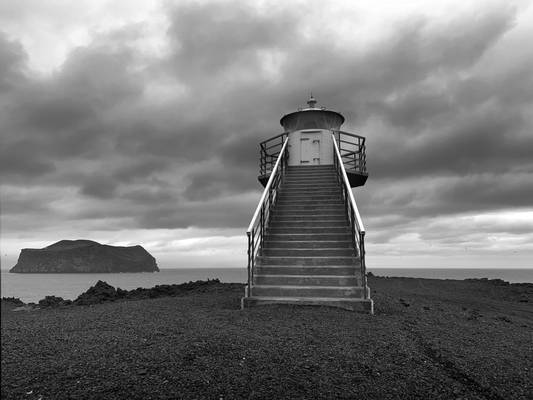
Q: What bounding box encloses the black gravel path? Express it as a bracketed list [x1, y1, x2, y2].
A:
[2, 276, 532, 399]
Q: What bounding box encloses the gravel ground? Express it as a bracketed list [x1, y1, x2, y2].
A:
[1, 276, 532, 400]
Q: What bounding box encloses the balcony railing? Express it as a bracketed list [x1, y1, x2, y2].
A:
[332, 130, 367, 174]
[259, 130, 366, 178]
[259, 132, 289, 177]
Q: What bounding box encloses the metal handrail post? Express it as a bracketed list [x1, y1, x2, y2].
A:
[360, 232, 367, 298]
[251, 230, 255, 295]
[247, 233, 251, 297]
[260, 205, 265, 251]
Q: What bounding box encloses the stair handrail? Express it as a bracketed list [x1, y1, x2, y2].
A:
[331, 133, 368, 298]
[246, 136, 290, 297]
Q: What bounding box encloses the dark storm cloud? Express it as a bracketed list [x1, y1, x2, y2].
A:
[0, 40, 142, 171]
[0, 32, 27, 91]
[80, 174, 118, 199]
[0, 1, 531, 238]
[136, 194, 255, 229]
[166, 2, 295, 80]
[358, 172, 533, 222]
[0, 139, 56, 178]
[183, 163, 257, 201]
[428, 174, 533, 215]
[112, 158, 172, 182]
[370, 105, 533, 179]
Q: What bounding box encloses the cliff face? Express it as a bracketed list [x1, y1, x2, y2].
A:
[10, 240, 159, 273]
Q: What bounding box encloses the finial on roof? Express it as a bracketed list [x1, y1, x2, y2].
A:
[307, 93, 317, 108]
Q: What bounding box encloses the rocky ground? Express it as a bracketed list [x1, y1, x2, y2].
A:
[1, 276, 532, 399]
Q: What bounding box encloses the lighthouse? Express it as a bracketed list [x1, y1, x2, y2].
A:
[243, 96, 372, 313]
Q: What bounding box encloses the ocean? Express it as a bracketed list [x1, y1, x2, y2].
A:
[1, 268, 531, 303]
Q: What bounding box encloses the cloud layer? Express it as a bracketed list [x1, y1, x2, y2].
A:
[1, 0, 532, 268]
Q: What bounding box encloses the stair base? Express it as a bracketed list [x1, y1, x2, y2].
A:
[241, 291, 373, 314]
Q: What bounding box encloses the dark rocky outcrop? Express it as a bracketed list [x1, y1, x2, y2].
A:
[1, 297, 25, 306]
[38, 296, 72, 307]
[10, 240, 159, 273]
[74, 280, 119, 305]
[73, 279, 222, 306]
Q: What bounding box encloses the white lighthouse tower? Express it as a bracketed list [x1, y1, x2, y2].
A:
[258, 96, 368, 187]
[244, 96, 372, 313]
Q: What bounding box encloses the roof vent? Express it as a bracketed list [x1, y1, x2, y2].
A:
[307, 94, 317, 108]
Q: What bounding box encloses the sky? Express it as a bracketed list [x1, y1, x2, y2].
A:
[1, 0, 532, 270]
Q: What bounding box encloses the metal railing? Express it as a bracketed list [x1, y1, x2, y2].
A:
[332, 133, 368, 298]
[259, 132, 289, 177]
[332, 130, 367, 174]
[246, 137, 290, 297]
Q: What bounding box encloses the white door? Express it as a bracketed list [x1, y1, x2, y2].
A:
[300, 134, 321, 164]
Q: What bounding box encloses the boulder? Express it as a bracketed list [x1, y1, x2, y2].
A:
[74, 280, 119, 305]
[10, 240, 159, 273]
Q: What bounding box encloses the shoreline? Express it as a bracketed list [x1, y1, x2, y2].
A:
[2, 276, 532, 399]
[2, 268, 532, 304]
[2, 274, 531, 308]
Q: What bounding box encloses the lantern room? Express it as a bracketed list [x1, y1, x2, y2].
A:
[258, 96, 368, 187]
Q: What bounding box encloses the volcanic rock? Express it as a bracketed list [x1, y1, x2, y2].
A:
[74, 280, 119, 305]
[38, 296, 72, 307]
[10, 240, 159, 273]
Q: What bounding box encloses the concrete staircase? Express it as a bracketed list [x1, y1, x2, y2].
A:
[242, 165, 373, 312]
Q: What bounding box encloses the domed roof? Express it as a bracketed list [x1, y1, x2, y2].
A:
[280, 95, 345, 131]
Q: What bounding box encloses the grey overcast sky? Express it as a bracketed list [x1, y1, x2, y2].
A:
[1, 0, 532, 269]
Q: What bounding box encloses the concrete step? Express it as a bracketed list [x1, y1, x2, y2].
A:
[282, 179, 337, 185]
[268, 220, 349, 228]
[254, 274, 359, 286]
[287, 166, 335, 171]
[287, 166, 335, 174]
[286, 170, 336, 175]
[271, 214, 347, 221]
[274, 204, 345, 211]
[261, 248, 356, 257]
[241, 296, 373, 313]
[278, 190, 341, 196]
[276, 201, 345, 207]
[285, 174, 337, 180]
[250, 285, 365, 298]
[283, 176, 337, 182]
[280, 187, 340, 193]
[279, 191, 342, 198]
[267, 227, 351, 234]
[277, 191, 341, 197]
[274, 211, 345, 217]
[266, 233, 352, 241]
[258, 256, 359, 266]
[282, 174, 339, 185]
[256, 265, 357, 276]
[277, 195, 343, 202]
[263, 240, 352, 249]
[282, 180, 337, 185]
[286, 170, 335, 175]
[275, 205, 345, 212]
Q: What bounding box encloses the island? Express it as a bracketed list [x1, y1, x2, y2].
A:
[9, 239, 159, 273]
